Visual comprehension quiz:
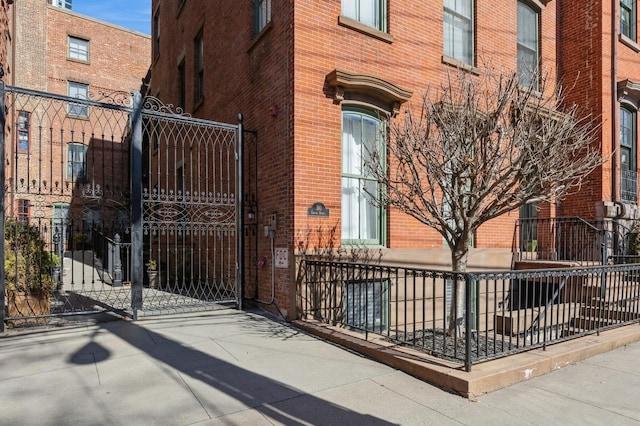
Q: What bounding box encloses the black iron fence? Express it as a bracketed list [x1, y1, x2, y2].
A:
[301, 260, 640, 371]
[515, 217, 615, 265]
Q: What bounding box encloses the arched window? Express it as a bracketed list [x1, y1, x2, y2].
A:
[341, 108, 385, 245]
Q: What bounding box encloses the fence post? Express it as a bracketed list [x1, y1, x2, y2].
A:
[113, 234, 123, 287]
[130, 92, 143, 318]
[0, 79, 6, 332]
[464, 273, 473, 372]
[237, 114, 244, 310]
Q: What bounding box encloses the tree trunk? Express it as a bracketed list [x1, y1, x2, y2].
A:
[447, 244, 469, 336]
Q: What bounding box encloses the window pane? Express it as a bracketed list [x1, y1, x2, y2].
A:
[361, 179, 379, 240]
[342, 0, 384, 30]
[67, 144, 87, 180]
[444, 7, 472, 64]
[342, 177, 360, 240]
[342, 113, 362, 175]
[359, 0, 378, 28]
[68, 37, 88, 61]
[256, 0, 271, 33]
[517, 1, 538, 87]
[68, 82, 88, 116]
[17, 111, 29, 151]
[342, 0, 357, 19]
[361, 115, 380, 165]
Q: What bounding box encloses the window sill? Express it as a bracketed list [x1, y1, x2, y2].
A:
[248, 20, 273, 52]
[65, 114, 90, 121]
[67, 58, 90, 65]
[441, 56, 480, 75]
[619, 33, 640, 53]
[338, 16, 393, 44]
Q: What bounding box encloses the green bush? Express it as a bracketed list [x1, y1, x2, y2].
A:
[4, 220, 58, 294]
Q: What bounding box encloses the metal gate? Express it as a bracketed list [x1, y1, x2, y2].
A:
[134, 96, 241, 317]
[0, 82, 242, 330]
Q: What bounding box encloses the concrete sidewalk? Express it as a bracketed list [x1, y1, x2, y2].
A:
[1, 308, 639, 425]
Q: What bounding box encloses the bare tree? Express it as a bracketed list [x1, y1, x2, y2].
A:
[366, 65, 605, 334]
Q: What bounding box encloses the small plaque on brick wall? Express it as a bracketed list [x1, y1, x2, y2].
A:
[308, 202, 330, 217]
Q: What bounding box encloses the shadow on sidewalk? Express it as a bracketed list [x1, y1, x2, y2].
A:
[70, 314, 396, 425]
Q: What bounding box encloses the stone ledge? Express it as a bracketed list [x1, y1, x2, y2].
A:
[292, 320, 640, 399]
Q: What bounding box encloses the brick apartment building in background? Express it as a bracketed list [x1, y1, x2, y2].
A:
[3, 0, 150, 255]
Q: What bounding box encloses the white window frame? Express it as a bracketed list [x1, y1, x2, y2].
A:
[68, 36, 89, 62]
[341, 0, 387, 32]
[341, 108, 385, 246]
[443, 0, 474, 65]
[517, 1, 540, 89]
[67, 81, 89, 117]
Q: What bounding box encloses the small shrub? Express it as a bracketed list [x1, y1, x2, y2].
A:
[4, 220, 58, 294]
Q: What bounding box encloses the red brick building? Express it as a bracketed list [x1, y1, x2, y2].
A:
[3, 0, 150, 254]
[558, 1, 640, 223]
[148, 1, 637, 318]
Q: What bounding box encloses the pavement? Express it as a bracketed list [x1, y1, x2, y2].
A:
[1, 307, 639, 426]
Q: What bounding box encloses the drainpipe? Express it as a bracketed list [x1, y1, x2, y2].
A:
[611, 0, 620, 260]
[611, 0, 618, 203]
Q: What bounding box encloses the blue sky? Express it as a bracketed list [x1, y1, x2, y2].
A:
[72, 0, 152, 35]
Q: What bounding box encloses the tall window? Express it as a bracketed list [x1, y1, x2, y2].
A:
[621, 0, 637, 41]
[67, 81, 88, 117]
[153, 9, 160, 60]
[17, 111, 30, 152]
[444, 0, 473, 65]
[255, 0, 271, 34]
[194, 31, 204, 103]
[517, 1, 539, 89]
[67, 143, 87, 181]
[342, 0, 387, 32]
[17, 199, 29, 223]
[68, 36, 89, 61]
[342, 109, 384, 245]
[621, 106, 637, 203]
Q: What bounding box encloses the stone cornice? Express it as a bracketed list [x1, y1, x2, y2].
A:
[326, 69, 413, 116]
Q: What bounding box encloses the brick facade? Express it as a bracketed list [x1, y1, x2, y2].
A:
[150, 1, 640, 319]
[149, 0, 561, 317]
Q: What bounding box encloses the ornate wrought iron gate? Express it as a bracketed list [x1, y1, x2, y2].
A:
[133, 97, 241, 317]
[0, 83, 242, 330]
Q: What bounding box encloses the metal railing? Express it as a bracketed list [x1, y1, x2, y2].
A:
[94, 230, 132, 286]
[515, 217, 609, 265]
[302, 260, 640, 371]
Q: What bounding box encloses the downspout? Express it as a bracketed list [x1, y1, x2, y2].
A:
[611, 0, 620, 261]
[611, 0, 618, 203]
